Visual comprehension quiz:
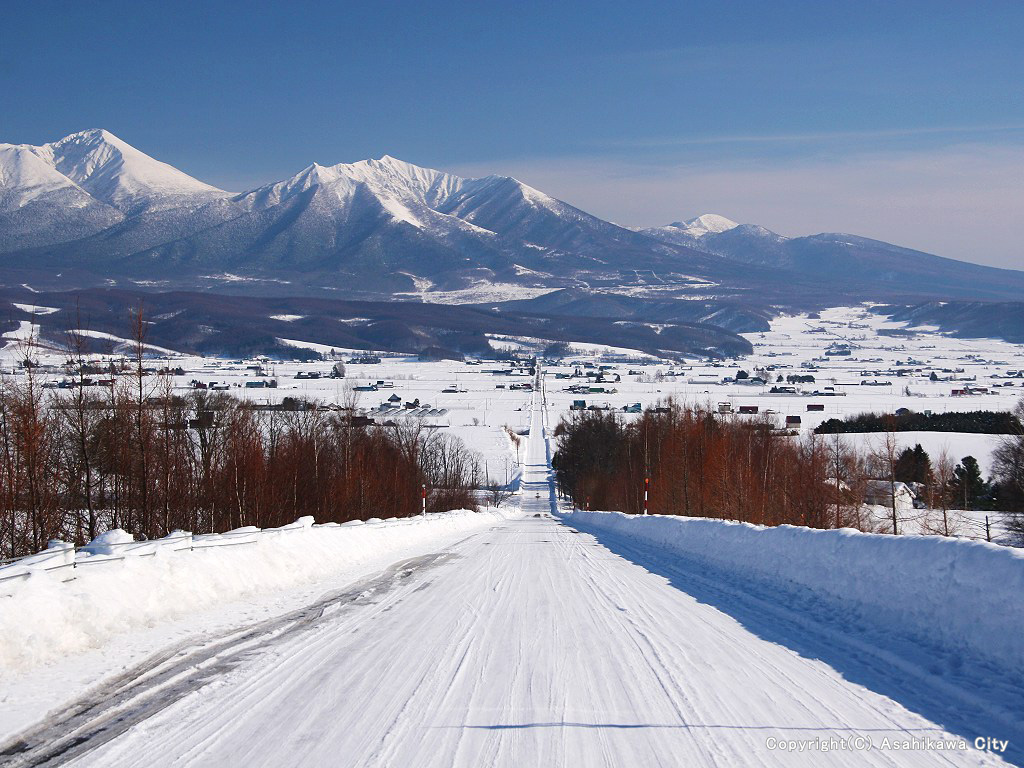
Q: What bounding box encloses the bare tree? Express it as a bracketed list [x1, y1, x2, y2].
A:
[927, 447, 956, 537]
[6, 328, 61, 552]
[484, 482, 515, 508]
[869, 420, 901, 535]
[128, 302, 157, 535]
[57, 304, 103, 542]
[993, 398, 1024, 544]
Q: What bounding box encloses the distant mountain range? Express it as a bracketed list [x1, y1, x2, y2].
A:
[638, 218, 1024, 305]
[2, 130, 1023, 357]
[3, 129, 1023, 307]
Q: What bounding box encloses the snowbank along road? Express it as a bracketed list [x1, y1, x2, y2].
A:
[3, 380, 1020, 767]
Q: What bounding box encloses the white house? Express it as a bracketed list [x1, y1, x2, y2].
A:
[863, 480, 916, 514]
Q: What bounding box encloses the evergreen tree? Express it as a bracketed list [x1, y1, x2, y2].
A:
[893, 444, 932, 485]
[948, 456, 988, 510]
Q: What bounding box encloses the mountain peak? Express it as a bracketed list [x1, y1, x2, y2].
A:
[14, 129, 227, 213]
[300, 155, 466, 209]
[672, 214, 739, 237]
[52, 128, 120, 146]
[267, 155, 557, 213]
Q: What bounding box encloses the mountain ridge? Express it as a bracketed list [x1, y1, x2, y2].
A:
[2, 129, 1023, 307]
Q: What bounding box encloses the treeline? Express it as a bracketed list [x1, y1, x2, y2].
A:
[815, 409, 1020, 435]
[0, 344, 480, 559]
[553, 399, 1024, 538]
[553, 401, 851, 529]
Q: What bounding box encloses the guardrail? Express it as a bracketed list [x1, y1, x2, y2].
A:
[0, 514, 454, 590]
[0, 519, 322, 589]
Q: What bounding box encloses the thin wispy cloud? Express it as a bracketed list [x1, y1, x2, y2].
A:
[591, 125, 1024, 149]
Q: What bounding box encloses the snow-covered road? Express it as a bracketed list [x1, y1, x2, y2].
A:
[8, 385, 1018, 767]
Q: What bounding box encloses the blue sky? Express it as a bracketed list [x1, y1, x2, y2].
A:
[3, 0, 1023, 268]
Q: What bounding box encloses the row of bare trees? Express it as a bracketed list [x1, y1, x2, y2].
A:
[553, 401, 857, 528]
[0, 333, 481, 558]
[552, 398, 1023, 535]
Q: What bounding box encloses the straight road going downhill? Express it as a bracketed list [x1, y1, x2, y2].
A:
[30, 377, 1016, 767]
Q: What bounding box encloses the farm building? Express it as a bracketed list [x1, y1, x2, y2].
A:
[863, 480, 916, 514]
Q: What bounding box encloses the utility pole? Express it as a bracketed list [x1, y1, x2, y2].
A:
[643, 415, 650, 516]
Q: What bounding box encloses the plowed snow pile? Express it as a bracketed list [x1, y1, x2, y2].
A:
[564, 510, 1024, 671]
[0, 510, 508, 670]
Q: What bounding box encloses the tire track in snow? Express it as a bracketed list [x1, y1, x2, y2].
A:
[0, 552, 457, 767]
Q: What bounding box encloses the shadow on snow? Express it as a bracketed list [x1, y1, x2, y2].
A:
[555, 516, 1024, 766]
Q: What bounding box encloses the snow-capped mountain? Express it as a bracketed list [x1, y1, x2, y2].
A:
[642, 215, 764, 246]
[685, 213, 739, 236]
[2, 129, 1024, 305]
[641, 216, 1024, 301]
[669, 214, 740, 238]
[1, 129, 225, 213]
[0, 132, 726, 296]
[227, 153, 669, 264]
[0, 130, 229, 253]
[27, 129, 226, 213]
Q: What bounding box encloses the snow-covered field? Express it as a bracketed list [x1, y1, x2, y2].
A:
[4, 303, 1022, 489]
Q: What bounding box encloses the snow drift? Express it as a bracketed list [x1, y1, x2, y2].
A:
[562, 510, 1024, 672]
[0, 510, 506, 671]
